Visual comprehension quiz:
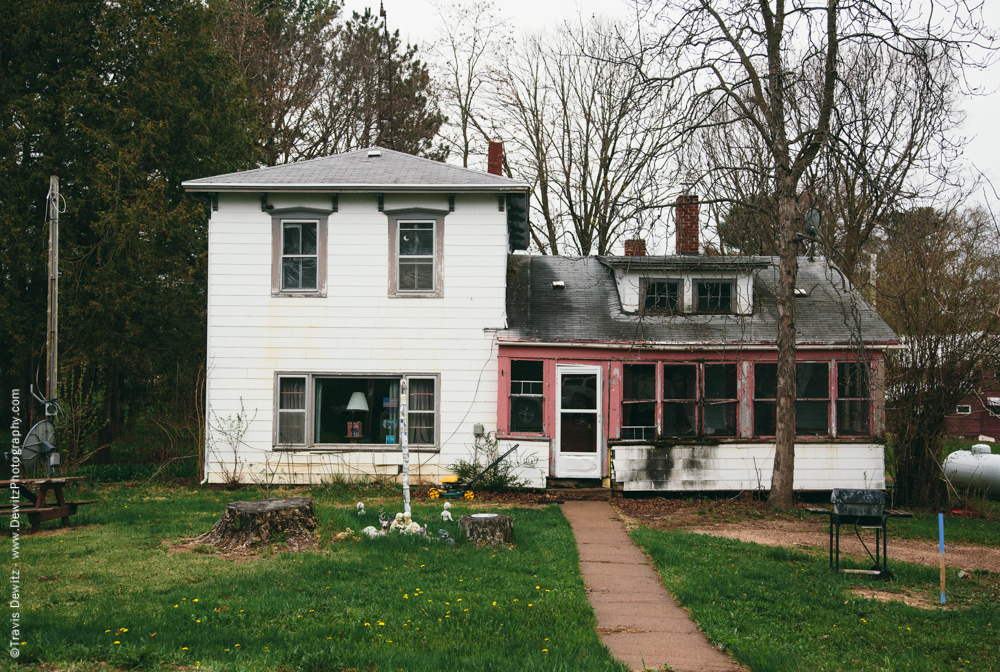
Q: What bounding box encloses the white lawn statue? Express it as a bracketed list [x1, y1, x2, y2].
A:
[441, 509, 453, 522]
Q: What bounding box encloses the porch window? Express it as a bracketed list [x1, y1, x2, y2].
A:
[277, 377, 307, 444]
[663, 364, 697, 436]
[753, 362, 830, 436]
[703, 363, 737, 436]
[796, 362, 829, 436]
[622, 364, 656, 440]
[837, 362, 871, 436]
[510, 360, 544, 433]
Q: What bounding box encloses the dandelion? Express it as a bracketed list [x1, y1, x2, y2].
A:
[404, 594, 409, 599]
[492, 601, 497, 606]
[196, 620, 201, 623]
[105, 630, 111, 633]
[193, 600, 198, 603]
[174, 605, 178, 608]
[114, 641, 120, 645]
[182, 647, 188, 651]
[122, 629, 128, 632]
[542, 649, 548, 653]
[378, 622, 385, 626]
[235, 644, 240, 648]
[364, 623, 370, 627]
[528, 604, 533, 607]
[535, 586, 539, 589]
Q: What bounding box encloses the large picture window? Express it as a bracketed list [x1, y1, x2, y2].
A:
[275, 374, 437, 448]
[510, 360, 544, 433]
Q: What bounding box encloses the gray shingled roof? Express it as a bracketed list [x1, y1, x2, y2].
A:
[502, 255, 899, 346]
[182, 147, 529, 193]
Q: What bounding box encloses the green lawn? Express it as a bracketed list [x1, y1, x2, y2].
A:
[1, 485, 625, 672]
[632, 527, 1000, 672]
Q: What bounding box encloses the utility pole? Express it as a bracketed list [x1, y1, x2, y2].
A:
[46, 175, 59, 408]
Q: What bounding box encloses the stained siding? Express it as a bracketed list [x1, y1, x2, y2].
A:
[205, 191, 509, 484]
[612, 443, 885, 491]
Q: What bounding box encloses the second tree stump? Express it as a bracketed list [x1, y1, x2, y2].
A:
[194, 497, 318, 552]
[459, 513, 513, 547]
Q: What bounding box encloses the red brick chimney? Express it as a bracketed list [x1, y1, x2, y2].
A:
[487, 141, 504, 175]
[675, 195, 699, 255]
[624, 239, 647, 256]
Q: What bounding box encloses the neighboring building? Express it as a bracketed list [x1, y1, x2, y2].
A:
[497, 198, 900, 492]
[182, 146, 545, 486]
[946, 375, 1000, 439]
[184, 147, 899, 491]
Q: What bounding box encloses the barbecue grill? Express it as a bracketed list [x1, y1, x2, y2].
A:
[807, 489, 912, 579]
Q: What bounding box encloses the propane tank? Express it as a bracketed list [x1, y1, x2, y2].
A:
[942, 446, 1000, 499]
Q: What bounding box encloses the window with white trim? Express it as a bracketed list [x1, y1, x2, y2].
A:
[695, 280, 734, 313]
[642, 280, 681, 312]
[956, 405, 972, 415]
[387, 210, 446, 297]
[275, 374, 437, 448]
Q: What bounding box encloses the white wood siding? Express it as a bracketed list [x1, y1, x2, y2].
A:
[205, 192, 510, 484]
[612, 443, 885, 492]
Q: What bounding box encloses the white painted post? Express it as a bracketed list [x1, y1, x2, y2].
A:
[400, 378, 410, 514]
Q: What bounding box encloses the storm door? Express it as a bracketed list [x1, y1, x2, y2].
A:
[555, 365, 603, 478]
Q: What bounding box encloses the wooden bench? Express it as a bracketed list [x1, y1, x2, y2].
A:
[0, 478, 96, 534]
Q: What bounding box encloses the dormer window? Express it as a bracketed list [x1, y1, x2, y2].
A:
[695, 280, 734, 314]
[643, 279, 681, 312]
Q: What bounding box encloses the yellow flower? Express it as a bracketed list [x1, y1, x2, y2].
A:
[105, 630, 111, 633]
[542, 649, 548, 653]
[536, 586, 540, 589]
[182, 647, 188, 651]
[114, 641, 120, 645]
[192, 600, 198, 603]
[235, 644, 240, 647]
[196, 620, 201, 623]
[122, 629, 128, 633]
[174, 605, 178, 608]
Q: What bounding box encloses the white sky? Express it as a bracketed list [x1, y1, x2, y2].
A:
[345, 0, 1000, 205]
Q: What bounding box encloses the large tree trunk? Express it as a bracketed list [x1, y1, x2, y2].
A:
[194, 498, 318, 552]
[769, 176, 800, 510]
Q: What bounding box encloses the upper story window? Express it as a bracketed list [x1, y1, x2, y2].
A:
[695, 281, 734, 313]
[387, 209, 446, 298]
[270, 208, 329, 297]
[643, 280, 681, 312]
[510, 360, 544, 433]
[398, 221, 435, 291]
[282, 222, 318, 290]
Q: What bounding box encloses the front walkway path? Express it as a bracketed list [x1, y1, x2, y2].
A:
[561, 500, 742, 672]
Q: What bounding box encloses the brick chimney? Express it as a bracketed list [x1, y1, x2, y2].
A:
[624, 239, 647, 256]
[675, 195, 699, 255]
[487, 141, 504, 175]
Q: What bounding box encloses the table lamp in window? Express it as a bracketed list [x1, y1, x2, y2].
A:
[347, 391, 369, 439]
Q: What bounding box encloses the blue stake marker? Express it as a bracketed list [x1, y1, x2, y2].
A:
[939, 512, 946, 605]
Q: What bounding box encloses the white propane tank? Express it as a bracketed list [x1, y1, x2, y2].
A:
[943, 446, 1000, 499]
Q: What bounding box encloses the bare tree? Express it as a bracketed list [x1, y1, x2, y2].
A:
[633, 0, 995, 508]
[430, 1, 513, 168]
[494, 18, 681, 255]
[879, 206, 1000, 506]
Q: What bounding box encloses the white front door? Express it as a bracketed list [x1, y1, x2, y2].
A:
[555, 365, 603, 478]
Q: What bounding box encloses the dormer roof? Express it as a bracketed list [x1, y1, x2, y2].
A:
[182, 147, 530, 193]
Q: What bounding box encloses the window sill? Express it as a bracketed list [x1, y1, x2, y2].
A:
[389, 292, 443, 299]
[274, 445, 440, 453]
[497, 433, 550, 441]
[273, 291, 326, 298]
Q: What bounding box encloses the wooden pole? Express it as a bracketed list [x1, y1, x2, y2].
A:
[939, 512, 946, 605]
[400, 378, 410, 514]
[46, 175, 59, 405]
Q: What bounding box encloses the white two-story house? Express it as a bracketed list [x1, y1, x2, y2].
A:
[185, 147, 899, 492]
[182, 146, 545, 486]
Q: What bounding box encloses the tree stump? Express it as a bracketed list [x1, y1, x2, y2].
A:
[194, 498, 318, 552]
[459, 513, 513, 547]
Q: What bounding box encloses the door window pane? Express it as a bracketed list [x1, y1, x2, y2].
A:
[560, 413, 597, 452]
[562, 374, 597, 410]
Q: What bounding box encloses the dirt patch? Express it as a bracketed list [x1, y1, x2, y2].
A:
[163, 539, 263, 562]
[613, 497, 1000, 574]
[848, 586, 939, 609]
[597, 625, 652, 634]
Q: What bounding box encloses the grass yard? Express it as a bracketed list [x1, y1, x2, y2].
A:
[631, 527, 1000, 672]
[0, 485, 625, 672]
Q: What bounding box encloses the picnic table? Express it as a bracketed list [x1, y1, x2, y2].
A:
[0, 477, 96, 534]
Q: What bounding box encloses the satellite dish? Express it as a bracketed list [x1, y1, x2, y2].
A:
[22, 420, 58, 474]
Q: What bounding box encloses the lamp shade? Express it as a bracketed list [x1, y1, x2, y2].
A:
[346, 391, 369, 412]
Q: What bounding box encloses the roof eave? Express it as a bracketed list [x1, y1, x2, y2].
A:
[181, 182, 530, 194]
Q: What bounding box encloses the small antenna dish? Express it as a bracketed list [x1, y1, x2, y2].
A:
[21, 420, 59, 476]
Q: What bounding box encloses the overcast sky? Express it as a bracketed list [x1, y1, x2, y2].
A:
[345, 0, 1000, 205]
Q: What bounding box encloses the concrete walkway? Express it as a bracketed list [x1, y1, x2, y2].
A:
[561, 500, 741, 672]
